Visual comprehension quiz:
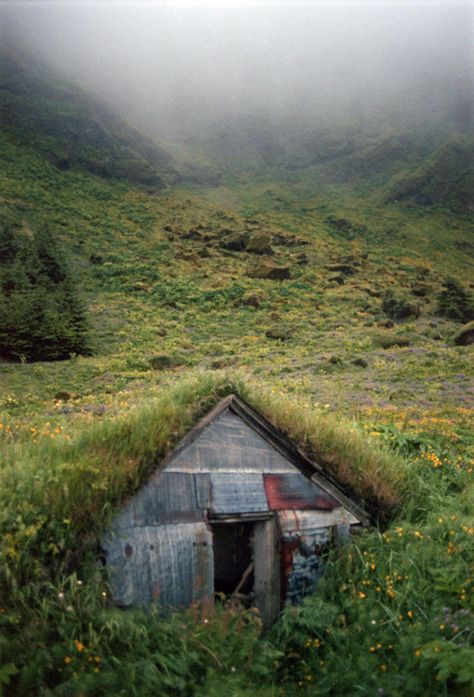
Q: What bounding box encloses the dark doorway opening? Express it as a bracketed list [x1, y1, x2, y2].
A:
[211, 522, 255, 603]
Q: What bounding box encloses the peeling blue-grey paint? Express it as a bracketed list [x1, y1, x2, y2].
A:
[210, 473, 269, 514]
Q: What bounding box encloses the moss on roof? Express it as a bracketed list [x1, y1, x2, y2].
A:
[1, 372, 408, 551]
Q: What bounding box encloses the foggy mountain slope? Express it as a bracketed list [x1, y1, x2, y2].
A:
[172, 110, 473, 211]
[383, 135, 474, 214]
[0, 43, 177, 189]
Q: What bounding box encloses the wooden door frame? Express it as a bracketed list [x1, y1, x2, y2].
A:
[209, 514, 281, 631]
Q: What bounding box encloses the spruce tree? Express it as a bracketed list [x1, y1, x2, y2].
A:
[436, 277, 474, 324]
[0, 221, 90, 361]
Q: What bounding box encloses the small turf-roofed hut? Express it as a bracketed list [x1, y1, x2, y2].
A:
[103, 395, 369, 629]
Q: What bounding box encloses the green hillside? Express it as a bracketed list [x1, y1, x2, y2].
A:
[0, 48, 473, 697]
[0, 45, 176, 189]
[383, 136, 474, 213]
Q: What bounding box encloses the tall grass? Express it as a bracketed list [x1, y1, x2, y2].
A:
[1, 372, 473, 695]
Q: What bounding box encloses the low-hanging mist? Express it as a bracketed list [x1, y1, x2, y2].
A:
[2, 0, 473, 145]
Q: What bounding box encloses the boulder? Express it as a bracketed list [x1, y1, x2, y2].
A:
[352, 357, 368, 368]
[133, 281, 152, 292]
[359, 285, 381, 298]
[454, 320, 474, 346]
[327, 274, 345, 286]
[389, 388, 414, 402]
[149, 355, 185, 370]
[221, 231, 249, 251]
[376, 334, 411, 349]
[272, 232, 307, 247]
[328, 355, 344, 366]
[294, 252, 308, 265]
[54, 391, 71, 402]
[325, 263, 357, 276]
[246, 234, 274, 255]
[248, 263, 291, 281]
[182, 227, 202, 240]
[266, 327, 291, 341]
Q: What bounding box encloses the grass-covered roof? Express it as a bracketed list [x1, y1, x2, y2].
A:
[1, 372, 409, 544]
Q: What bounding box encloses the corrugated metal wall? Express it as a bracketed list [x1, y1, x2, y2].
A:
[103, 405, 359, 614]
[165, 409, 299, 473]
[103, 522, 213, 608]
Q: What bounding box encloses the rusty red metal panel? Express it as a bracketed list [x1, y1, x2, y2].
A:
[264, 473, 339, 510]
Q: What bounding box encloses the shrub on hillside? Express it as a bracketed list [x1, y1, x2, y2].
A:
[436, 277, 474, 323]
[381, 289, 420, 320]
[0, 222, 90, 361]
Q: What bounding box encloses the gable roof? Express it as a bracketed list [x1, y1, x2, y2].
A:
[160, 394, 370, 525]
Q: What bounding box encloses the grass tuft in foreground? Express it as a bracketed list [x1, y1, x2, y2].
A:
[1, 373, 473, 696]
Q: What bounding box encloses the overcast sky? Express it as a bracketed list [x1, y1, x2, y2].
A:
[2, 1, 473, 135]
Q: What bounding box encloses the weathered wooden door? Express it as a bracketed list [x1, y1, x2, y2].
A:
[253, 516, 281, 631]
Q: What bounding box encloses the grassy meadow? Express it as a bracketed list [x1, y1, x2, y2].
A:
[1, 83, 474, 694]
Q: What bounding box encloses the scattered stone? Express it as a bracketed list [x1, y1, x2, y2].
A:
[149, 355, 185, 370]
[266, 327, 291, 341]
[327, 274, 345, 286]
[359, 285, 381, 298]
[352, 358, 368, 368]
[133, 281, 152, 292]
[271, 232, 305, 247]
[182, 228, 201, 240]
[325, 263, 357, 276]
[222, 231, 249, 251]
[377, 334, 411, 349]
[248, 263, 291, 281]
[56, 404, 75, 414]
[454, 320, 474, 346]
[54, 390, 71, 402]
[328, 355, 344, 366]
[246, 234, 274, 255]
[324, 216, 368, 239]
[82, 404, 107, 416]
[294, 252, 308, 265]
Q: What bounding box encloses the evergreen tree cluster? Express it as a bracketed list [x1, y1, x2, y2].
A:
[0, 222, 90, 361]
[436, 276, 474, 324]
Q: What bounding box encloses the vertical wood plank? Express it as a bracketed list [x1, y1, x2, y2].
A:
[253, 516, 280, 632]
